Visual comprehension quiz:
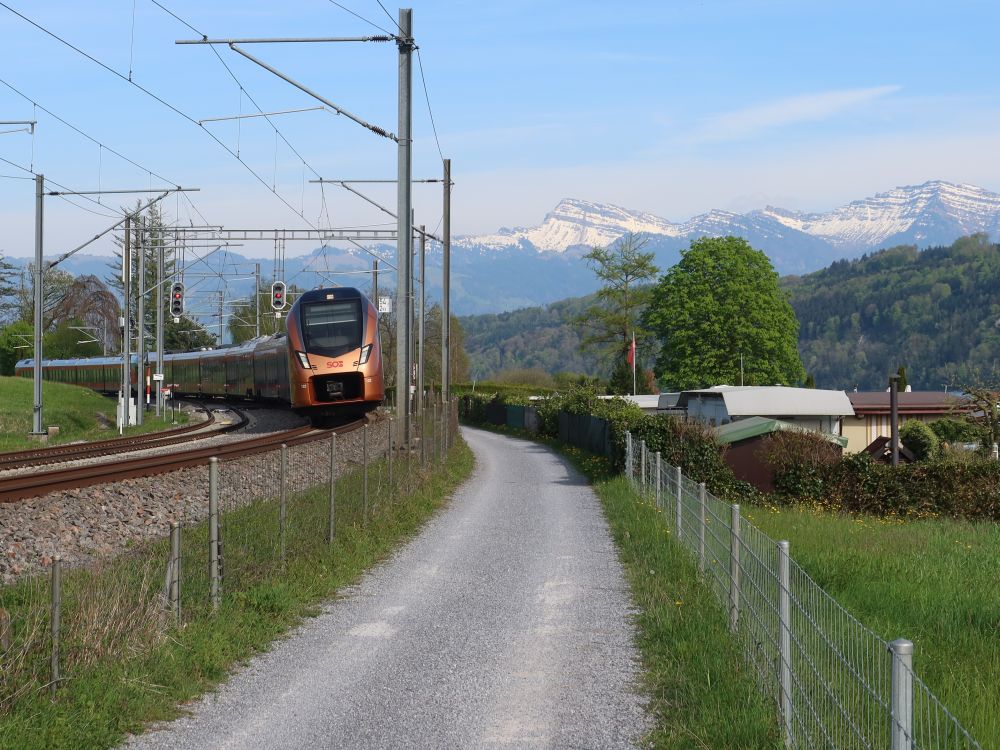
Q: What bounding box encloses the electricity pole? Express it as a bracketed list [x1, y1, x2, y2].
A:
[418, 224, 425, 416]
[395, 7, 413, 446]
[254, 262, 261, 339]
[136, 217, 146, 426]
[122, 215, 132, 434]
[31, 173, 44, 436]
[442, 158, 451, 397]
[156, 240, 164, 417]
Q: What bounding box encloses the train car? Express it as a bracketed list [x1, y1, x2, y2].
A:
[284, 287, 384, 419]
[14, 287, 385, 423]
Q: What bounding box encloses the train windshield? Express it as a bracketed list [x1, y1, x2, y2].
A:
[301, 300, 363, 358]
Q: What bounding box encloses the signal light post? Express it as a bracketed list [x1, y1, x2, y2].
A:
[170, 282, 185, 318]
[271, 281, 287, 316]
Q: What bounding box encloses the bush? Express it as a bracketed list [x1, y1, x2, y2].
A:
[900, 420, 939, 460]
[928, 417, 983, 445]
[757, 431, 841, 501]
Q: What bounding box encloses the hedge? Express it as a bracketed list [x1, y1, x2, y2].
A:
[459, 387, 1000, 522]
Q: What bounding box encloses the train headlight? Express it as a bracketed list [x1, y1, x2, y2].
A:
[295, 351, 311, 369]
[358, 344, 373, 365]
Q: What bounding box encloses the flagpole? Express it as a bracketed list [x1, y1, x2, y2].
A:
[631, 332, 636, 396]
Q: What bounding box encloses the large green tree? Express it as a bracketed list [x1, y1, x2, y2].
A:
[644, 236, 805, 390]
[576, 232, 659, 394]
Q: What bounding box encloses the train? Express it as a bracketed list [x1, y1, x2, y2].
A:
[15, 286, 385, 423]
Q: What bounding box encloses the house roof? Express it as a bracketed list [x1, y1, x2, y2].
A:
[863, 435, 916, 463]
[848, 391, 966, 416]
[714, 415, 848, 447]
[677, 386, 855, 417]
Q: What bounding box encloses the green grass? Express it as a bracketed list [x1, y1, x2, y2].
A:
[0, 376, 184, 451]
[550, 443, 780, 749]
[0, 435, 474, 750]
[748, 504, 1000, 747]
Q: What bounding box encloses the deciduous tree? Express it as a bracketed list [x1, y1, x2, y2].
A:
[576, 232, 659, 393]
[644, 236, 805, 390]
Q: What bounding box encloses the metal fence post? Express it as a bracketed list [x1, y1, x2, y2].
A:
[327, 433, 337, 544]
[698, 482, 707, 573]
[387, 417, 394, 492]
[675, 466, 682, 538]
[778, 540, 794, 747]
[363, 423, 369, 525]
[170, 522, 180, 624]
[654, 452, 662, 509]
[50, 556, 61, 697]
[889, 639, 914, 750]
[640, 440, 647, 492]
[730, 503, 741, 633]
[421, 407, 428, 468]
[625, 432, 632, 481]
[209, 457, 220, 611]
[279, 443, 287, 566]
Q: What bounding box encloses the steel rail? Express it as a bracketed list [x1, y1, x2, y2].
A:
[0, 407, 228, 471]
[0, 419, 367, 503]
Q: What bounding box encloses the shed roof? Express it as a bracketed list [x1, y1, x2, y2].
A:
[848, 391, 967, 415]
[678, 386, 855, 417]
[713, 415, 848, 447]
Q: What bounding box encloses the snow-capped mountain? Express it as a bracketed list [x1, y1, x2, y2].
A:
[757, 181, 1000, 252]
[10, 181, 1000, 318]
[459, 181, 1000, 264]
[470, 198, 680, 252]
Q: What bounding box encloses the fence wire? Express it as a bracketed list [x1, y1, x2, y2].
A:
[1, 401, 459, 715]
[624, 432, 982, 750]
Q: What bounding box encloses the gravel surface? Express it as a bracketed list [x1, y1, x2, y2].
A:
[121, 426, 650, 750]
[0, 405, 384, 583]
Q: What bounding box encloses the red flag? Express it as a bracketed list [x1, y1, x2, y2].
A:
[626, 333, 636, 366]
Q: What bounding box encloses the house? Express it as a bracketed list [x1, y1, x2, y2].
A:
[843, 391, 966, 453]
[714, 416, 847, 492]
[677, 386, 855, 436]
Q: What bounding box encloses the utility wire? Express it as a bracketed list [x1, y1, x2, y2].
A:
[326, 0, 395, 36]
[416, 49, 444, 161]
[0, 76, 179, 186]
[374, 0, 403, 35]
[0, 1, 316, 233]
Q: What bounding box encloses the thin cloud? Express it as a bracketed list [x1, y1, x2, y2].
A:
[690, 85, 902, 143]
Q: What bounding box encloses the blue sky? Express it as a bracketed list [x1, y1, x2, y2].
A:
[1, 0, 999, 258]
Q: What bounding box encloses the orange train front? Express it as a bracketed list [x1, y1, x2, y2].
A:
[284, 286, 385, 419]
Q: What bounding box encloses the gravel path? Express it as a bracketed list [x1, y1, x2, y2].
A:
[121, 426, 650, 750]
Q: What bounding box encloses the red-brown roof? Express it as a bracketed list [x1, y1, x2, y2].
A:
[848, 391, 967, 416]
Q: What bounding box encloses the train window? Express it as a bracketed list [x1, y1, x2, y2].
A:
[301, 301, 362, 358]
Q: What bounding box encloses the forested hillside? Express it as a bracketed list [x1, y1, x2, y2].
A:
[787, 234, 1000, 389]
[460, 294, 599, 379]
[460, 235, 1000, 389]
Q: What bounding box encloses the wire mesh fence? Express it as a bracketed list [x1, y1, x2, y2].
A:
[0, 399, 460, 715]
[625, 432, 983, 750]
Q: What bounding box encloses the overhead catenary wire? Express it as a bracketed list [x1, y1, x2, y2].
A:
[326, 0, 395, 37]
[416, 49, 444, 161]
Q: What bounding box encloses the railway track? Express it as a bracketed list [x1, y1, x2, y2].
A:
[0, 406, 245, 472]
[0, 418, 367, 503]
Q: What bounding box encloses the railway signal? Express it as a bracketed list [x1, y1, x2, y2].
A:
[271, 281, 287, 311]
[169, 282, 185, 318]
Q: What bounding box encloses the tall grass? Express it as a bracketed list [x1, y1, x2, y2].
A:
[749, 504, 1000, 747]
[0, 432, 473, 750]
[0, 376, 182, 451]
[560, 445, 780, 749]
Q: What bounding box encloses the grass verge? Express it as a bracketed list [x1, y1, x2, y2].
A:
[488, 425, 781, 749]
[0, 376, 184, 451]
[0, 436, 473, 750]
[749, 504, 1000, 747]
